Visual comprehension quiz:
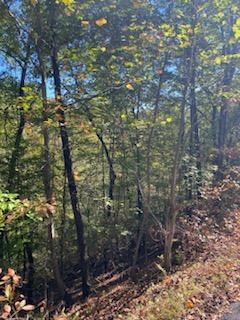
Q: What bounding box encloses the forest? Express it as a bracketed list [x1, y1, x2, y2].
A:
[0, 0, 240, 319]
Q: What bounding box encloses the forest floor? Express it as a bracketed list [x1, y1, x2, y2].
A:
[62, 208, 240, 320]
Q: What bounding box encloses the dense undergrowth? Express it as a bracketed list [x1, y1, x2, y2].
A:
[2, 167, 240, 319]
[118, 171, 240, 320]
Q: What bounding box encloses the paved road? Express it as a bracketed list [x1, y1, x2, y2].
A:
[222, 303, 240, 320]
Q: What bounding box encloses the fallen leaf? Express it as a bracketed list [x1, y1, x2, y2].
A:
[185, 299, 194, 309]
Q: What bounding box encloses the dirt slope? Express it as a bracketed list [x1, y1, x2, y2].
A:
[59, 208, 240, 320]
[119, 209, 240, 320]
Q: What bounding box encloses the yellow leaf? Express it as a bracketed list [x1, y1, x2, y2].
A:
[95, 17, 107, 27]
[160, 120, 166, 125]
[81, 20, 89, 27]
[60, 0, 74, 5]
[15, 299, 26, 310]
[43, 119, 53, 128]
[126, 83, 134, 90]
[166, 117, 172, 123]
[5, 285, 13, 300]
[100, 47, 107, 52]
[215, 57, 222, 65]
[74, 172, 81, 182]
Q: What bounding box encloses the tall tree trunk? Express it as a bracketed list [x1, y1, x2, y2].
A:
[164, 49, 190, 270]
[132, 90, 146, 265]
[85, 109, 116, 217]
[146, 54, 168, 206]
[164, 82, 187, 271]
[211, 105, 217, 149]
[216, 14, 236, 176]
[96, 131, 116, 217]
[144, 59, 167, 262]
[8, 45, 30, 191]
[24, 242, 34, 304]
[5, 43, 35, 302]
[50, 42, 89, 299]
[217, 63, 235, 172]
[60, 172, 67, 273]
[36, 43, 71, 304]
[188, 4, 201, 199]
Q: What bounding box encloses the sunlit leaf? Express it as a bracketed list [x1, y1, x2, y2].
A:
[95, 17, 107, 27]
[126, 83, 134, 90]
[58, 0, 74, 5]
[214, 57, 222, 65]
[5, 285, 13, 300]
[81, 20, 89, 27]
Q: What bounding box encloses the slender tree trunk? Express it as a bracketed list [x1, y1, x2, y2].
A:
[217, 63, 235, 172]
[163, 49, 190, 270]
[8, 45, 30, 191]
[5, 42, 35, 302]
[188, 5, 201, 199]
[96, 131, 116, 217]
[133, 56, 168, 265]
[216, 14, 236, 176]
[50, 43, 89, 298]
[132, 180, 145, 267]
[85, 109, 116, 217]
[132, 91, 146, 265]
[189, 47, 201, 197]
[36, 44, 71, 304]
[164, 82, 187, 271]
[146, 54, 168, 206]
[24, 242, 34, 303]
[212, 105, 217, 148]
[60, 172, 67, 273]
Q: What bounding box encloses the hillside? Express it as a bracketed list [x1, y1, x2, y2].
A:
[58, 178, 240, 320]
[120, 209, 240, 320]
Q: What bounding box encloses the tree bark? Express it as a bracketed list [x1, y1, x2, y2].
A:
[164, 83, 187, 271]
[8, 44, 30, 191]
[85, 108, 116, 217]
[217, 63, 235, 172]
[96, 131, 116, 217]
[50, 38, 89, 298]
[216, 14, 236, 176]
[188, 2, 202, 199]
[36, 40, 71, 303]
[24, 242, 34, 304]
[164, 50, 189, 270]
